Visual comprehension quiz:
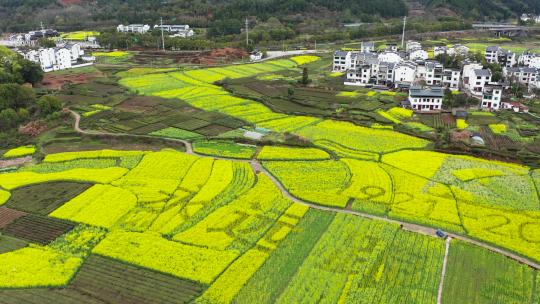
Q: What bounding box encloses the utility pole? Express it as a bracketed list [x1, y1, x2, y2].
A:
[245, 17, 249, 47]
[160, 17, 165, 51]
[401, 16, 407, 50]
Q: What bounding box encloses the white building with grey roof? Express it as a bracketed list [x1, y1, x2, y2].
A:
[407, 86, 444, 112]
[117, 24, 151, 34]
[485, 46, 516, 67]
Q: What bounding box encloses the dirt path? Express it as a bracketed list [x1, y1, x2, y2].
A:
[0, 156, 32, 169]
[69, 110, 540, 270]
[437, 237, 452, 304]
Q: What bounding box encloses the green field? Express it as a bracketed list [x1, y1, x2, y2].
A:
[0, 54, 538, 303]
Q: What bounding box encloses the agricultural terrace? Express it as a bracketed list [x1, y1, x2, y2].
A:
[111, 56, 540, 262]
[0, 148, 537, 302]
[118, 56, 430, 155]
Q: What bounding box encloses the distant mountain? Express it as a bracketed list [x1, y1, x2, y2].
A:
[0, 0, 537, 33]
[419, 0, 540, 20]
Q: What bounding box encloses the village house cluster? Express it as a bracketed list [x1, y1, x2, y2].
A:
[117, 24, 194, 38]
[334, 40, 539, 113]
[17, 43, 94, 72]
[8, 28, 59, 46]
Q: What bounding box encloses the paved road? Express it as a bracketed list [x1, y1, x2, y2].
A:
[256, 50, 328, 62]
[68, 110, 540, 270]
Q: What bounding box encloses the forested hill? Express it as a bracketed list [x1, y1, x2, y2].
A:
[0, 0, 538, 33]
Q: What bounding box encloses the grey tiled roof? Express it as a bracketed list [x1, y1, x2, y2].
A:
[409, 86, 444, 97]
[474, 69, 491, 77]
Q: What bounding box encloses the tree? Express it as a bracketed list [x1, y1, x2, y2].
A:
[301, 67, 309, 85]
[38, 38, 56, 48]
[19, 60, 43, 86]
[37, 95, 62, 115]
[0, 108, 19, 130]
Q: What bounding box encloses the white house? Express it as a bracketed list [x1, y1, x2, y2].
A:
[448, 44, 469, 57]
[504, 67, 539, 86]
[117, 24, 151, 34]
[425, 61, 444, 86]
[375, 62, 395, 85]
[442, 69, 461, 91]
[333, 50, 352, 72]
[393, 61, 417, 86]
[529, 57, 540, 69]
[480, 85, 503, 110]
[345, 64, 372, 86]
[485, 46, 516, 67]
[155, 24, 194, 37]
[378, 51, 403, 64]
[433, 46, 448, 57]
[406, 40, 422, 52]
[63, 43, 84, 62]
[518, 50, 537, 66]
[463, 63, 490, 96]
[250, 51, 263, 61]
[18, 43, 88, 72]
[407, 86, 444, 112]
[409, 49, 429, 61]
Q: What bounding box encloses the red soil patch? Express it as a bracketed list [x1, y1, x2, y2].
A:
[132, 48, 249, 66]
[19, 120, 48, 136]
[41, 70, 102, 90]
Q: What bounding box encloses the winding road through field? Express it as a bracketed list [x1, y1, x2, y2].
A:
[67, 109, 540, 271]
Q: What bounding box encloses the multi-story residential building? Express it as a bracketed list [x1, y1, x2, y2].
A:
[409, 49, 428, 61]
[345, 64, 372, 86]
[434, 44, 469, 58]
[117, 24, 151, 34]
[406, 40, 422, 52]
[19, 43, 87, 72]
[377, 51, 403, 64]
[463, 63, 489, 96]
[393, 61, 417, 86]
[332, 51, 351, 72]
[480, 85, 503, 110]
[407, 86, 444, 112]
[425, 61, 444, 86]
[442, 69, 461, 91]
[345, 53, 379, 86]
[470, 69, 492, 96]
[63, 43, 84, 62]
[485, 46, 516, 67]
[375, 62, 395, 85]
[154, 24, 194, 37]
[447, 44, 469, 57]
[504, 67, 539, 86]
[518, 50, 538, 66]
[529, 57, 540, 69]
[433, 46, 448, 57]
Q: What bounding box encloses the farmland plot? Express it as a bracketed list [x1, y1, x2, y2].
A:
[442, 240, 537, 304]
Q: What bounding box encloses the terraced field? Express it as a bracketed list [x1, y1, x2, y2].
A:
[0, 55, 538, 303]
